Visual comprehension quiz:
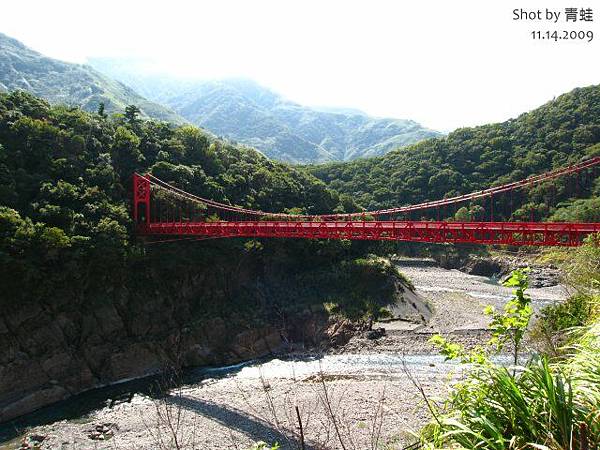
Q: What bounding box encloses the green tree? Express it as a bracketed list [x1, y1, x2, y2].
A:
[485, 269, 533, 368]
[111, 126, 143, 182]
[97, 101, 107, 118]
[454, 206, 470, 221]
[124, 104, 141, 127]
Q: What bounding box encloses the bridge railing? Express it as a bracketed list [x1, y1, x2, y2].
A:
[132, 156, 600, 246]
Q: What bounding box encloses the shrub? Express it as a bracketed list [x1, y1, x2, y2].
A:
[420, 241, 600, 449]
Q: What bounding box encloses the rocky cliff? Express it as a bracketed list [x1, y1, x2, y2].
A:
[0, 259, 418, 423]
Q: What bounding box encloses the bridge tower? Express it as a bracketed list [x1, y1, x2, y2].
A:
[133, 173, 151, 225]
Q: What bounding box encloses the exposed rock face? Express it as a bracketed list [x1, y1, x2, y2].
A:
[382, 283, 432, 324]
[460, 255, 562, 288]
[0, 290, 290, 423]
[324, 318, 357, 347]
[0, 260, 300, 424]
[0, 254, 416, 423]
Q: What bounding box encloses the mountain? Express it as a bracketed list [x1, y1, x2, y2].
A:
[89, 58, 442, 163]
[308, 84, 600, 221]
[0, 33, 185, 124]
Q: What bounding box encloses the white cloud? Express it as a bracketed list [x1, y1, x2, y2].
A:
[1, 0, 598, 131]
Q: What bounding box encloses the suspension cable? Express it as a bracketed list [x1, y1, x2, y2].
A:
[138, 155, 600, 221]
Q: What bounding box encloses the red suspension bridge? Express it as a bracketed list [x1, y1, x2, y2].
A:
[133, 157, 600, 247]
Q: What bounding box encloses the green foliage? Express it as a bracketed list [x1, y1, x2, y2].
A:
[453, 206, 470, 221]
[97, 102, 106, 119]
[124, 104, 141, 127]
[428, 334, 485, 364]
[421, 242, 600, 449]
[563, 233, 600, 295]
[421, 355, 600, 450]
[486, 269, 533, 364]
[534, 236, 600, 346]
[111, 125, 144, 180]
[550, 197, 600, 222]
[248, 442, 279, 450]
[0, 90, 397, 327]
[309, 85, 600, 219]
[0, 33, 186, 124]
[332, 258, 403, 320]
[538, 294, 597, 334]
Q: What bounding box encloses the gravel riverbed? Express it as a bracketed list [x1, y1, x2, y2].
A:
[2, 259, 567, 450]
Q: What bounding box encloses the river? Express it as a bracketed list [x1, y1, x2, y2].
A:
[1, 259, 567, 450]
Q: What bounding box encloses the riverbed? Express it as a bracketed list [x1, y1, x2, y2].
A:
[1, 260, 567, 450]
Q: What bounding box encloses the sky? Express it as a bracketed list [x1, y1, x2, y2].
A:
[1, 0, 599, 132]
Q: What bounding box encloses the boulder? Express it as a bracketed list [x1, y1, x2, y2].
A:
[366, 327, 386, 340]
[463, 257, 505, 277]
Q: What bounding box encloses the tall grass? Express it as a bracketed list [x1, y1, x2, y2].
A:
[420, 242, 600, 450]
[420, 342, 600, 449]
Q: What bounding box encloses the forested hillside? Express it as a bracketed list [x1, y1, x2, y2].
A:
[88, 59, 442, 163]
[308, 85, 600, 222]
[0, 33, 185, 124]
[0, 90, 378, 309]
[0, 87, 408, 333]
[0, 91, 417, 421]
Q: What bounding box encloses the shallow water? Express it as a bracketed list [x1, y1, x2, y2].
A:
[0, 352, 521, 445]
[0, 354, 442, 442]
[0, 260, 565, 447]
[201, 353, 461, 379]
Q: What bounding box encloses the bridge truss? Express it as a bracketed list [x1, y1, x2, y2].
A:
[133, 156, 600, 247]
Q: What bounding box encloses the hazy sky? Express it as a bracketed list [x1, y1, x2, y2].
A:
[1, 0, 598, 131]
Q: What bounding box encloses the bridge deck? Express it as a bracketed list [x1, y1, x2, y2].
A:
[138, 221, 600, 246]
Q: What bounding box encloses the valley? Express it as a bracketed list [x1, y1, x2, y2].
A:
[86, 62, 443, 163]
[1, 259, 567, 450]
[0, 22, 599, 449]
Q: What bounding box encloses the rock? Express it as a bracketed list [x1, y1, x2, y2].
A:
[527, 267, 561, 288]
[463, 257, 505, 277]
[88, 422, 115, 440]
[229, 328, 284, 361]
[41, 352, 74, 379]
[0, 268, 342, 422]
[326, 319, 356, 347]
[183, 344, 212, 366]
[109, 344, 164, 381]
[462, 254, 562, 288]
[18, 433, 47, 449]
[0, 318, 8, 334]
[501, 265, 561, 288]
[0, 386, 68, 423]
[28, 434, 46, 442]
[366, 328, 386, 340]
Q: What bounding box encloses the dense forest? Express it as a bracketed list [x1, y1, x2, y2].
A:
[2, 85, 600, 319]
[0, 90, 400, 323]
[308, 84, 600, 222]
